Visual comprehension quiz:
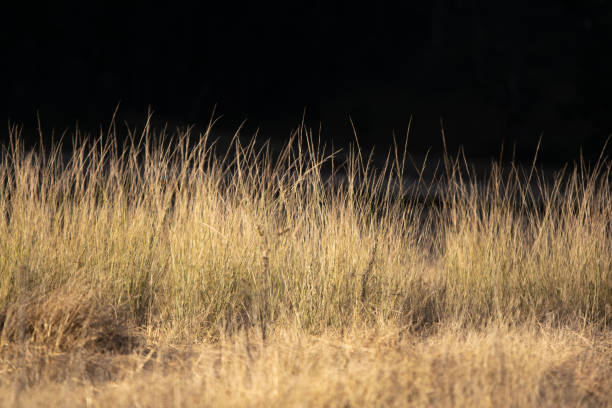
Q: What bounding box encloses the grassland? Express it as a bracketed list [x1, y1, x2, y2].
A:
[0, 118, 610, 407]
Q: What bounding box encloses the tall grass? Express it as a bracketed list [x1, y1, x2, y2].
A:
[0, 118, 610, 406]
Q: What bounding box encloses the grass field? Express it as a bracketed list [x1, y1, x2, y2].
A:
[0, 118, 610, 407]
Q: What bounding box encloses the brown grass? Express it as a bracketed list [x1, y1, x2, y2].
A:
[0, 117, 610, 406]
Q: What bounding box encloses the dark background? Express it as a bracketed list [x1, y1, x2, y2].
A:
[3, 1, 612, 165]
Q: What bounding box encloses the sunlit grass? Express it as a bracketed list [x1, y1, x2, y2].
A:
[0, 117, 610, 407]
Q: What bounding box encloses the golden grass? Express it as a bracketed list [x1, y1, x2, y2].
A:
[0, 118, 610, 406]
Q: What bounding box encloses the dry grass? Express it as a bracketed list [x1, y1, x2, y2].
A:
[0, 118, 610, 407]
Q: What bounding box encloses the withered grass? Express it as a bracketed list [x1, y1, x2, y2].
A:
[0, 118, 610, 407]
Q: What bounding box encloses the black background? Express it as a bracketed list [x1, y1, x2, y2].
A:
[3, 1, 612, 165]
